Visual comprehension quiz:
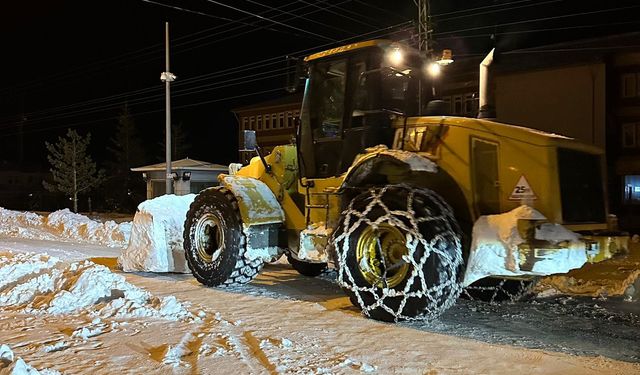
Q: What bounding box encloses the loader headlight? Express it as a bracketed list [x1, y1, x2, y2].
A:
[385, 47, 404, 67]
[426, 62, 441, 77]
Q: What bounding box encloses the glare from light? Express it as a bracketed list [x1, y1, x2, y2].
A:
[427, 62, 441, 77]
[386, 48, 404, 67]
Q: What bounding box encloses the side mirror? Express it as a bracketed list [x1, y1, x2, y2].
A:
[285, 56, 307, 93]
[241, 130, 257, 152]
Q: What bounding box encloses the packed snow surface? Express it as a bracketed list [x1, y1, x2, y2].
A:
[0, 208, 130, 248]
[118, 194, 195, 273]
[0, 251, 193, 321]
[464, 205, 587, 285]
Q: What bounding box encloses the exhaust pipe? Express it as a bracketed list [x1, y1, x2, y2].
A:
[478, 48, 496, 119]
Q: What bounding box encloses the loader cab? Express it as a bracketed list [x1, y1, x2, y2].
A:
[298, 41, 427, 179]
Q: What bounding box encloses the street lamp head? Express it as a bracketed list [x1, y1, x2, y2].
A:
[436, 49, 454, 66]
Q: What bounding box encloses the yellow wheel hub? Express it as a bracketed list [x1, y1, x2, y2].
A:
[195, 213, 224, 263]
[355, 224, 410, 288]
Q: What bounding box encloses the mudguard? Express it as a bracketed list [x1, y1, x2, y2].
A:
[340, 145, 438, 189]
[218, 174, 285, 227]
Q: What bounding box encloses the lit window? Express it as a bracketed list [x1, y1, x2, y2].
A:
[623, 175, 640, 204]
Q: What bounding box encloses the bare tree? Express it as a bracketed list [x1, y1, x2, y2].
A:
[43, 129, 105, 212]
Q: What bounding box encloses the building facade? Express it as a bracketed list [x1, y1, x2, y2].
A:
[233, 94, 302, 164]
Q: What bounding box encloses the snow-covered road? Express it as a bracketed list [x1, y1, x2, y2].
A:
[0, 236, 639, 374]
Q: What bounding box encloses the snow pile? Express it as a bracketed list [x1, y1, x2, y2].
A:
[464, 206, 587, 286]
[0, 208, 131, 248]
[118, 194, 195, 273]
[46, 209, 131, 247]
[535, 243, 640, 299]
[0, 344, 60, 375]
[0, 251, 193, 321]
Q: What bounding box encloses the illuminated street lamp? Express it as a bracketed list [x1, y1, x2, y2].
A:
[436, 49, 454, 66]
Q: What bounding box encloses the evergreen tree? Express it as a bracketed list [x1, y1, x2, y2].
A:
[43, 129, 105, 212]
[105, 105, 146, 210]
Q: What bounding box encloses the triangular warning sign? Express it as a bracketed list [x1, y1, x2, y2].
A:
[509, 175, 537, 201]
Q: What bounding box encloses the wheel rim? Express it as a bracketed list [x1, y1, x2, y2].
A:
[194, 213, 224, 263]
[355, 223, 409, 288]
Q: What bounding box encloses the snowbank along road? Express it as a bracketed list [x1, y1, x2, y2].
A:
[0, 206, 639, 374]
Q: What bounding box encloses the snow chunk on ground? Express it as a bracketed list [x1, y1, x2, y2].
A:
[118, 194, 195, 273]
[0, 208, 130, 248]
[0, 344, 61, 374]
[464, 205, 587, 286]
[0, 251, 193, 321]
[535, 243, 640, 299]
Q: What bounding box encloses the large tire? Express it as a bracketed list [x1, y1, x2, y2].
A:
[287, 254, 327, 277]
[183, 187, 264, 286]
[332, 185, 463, 322]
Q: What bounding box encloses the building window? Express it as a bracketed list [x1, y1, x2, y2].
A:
[287, 112, 294, 128]
[242, 117, 248, 131]
[621, 73, 639, 98]
[464, 93, 476, 116]
[451, 95, 463, 115]
[277, 112, 284, 128]
[623, 175, 640, 205]
[265, 114, 270, 130]
[249, 116, 255, 131]
[256, 115, 263, 131]
[622, 123, 638, 148]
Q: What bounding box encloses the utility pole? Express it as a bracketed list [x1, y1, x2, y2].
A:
[417, 0, 433, 115]
[160, 22, 176, 195]
[417, 0, 432, 58]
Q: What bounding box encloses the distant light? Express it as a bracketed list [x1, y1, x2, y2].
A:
[427, 62, 441, 77]
[386, 47, 404, 67]
[436, 49, 454, 66]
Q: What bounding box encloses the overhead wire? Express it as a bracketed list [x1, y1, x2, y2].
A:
[0, 0, 334, 97]
[0, 21, 413, 130]
[433, 5, 640, 36]
[203, 0, 336, 42]
[243, 0, 357, 36]
[435, 0, 564, 22]
[295, 0, 380, 28]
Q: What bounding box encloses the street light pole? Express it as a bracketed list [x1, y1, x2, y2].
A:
[161, 22, 176, 195]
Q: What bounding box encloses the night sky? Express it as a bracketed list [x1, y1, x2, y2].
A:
[0, 0, 638, 169]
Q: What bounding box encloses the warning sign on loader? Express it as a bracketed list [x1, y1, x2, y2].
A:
[509, 175, 537, 200]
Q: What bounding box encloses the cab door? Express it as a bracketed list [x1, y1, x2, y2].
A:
[471, 138, 501, 215]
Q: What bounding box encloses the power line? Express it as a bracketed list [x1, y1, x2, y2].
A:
[203, 0, 336, 42]
[433, 5, 640, 36]
[435, 0, 564, 22]
[0, 0, 332, 97]
[0, 22, 413, 128]
[295, 0, 379, 28]
[140, 0, 282, 32]
[432, 0, 537, 18]
[0, 87, 286, 139]
[353, 0, 406, 22]
[243, 0, 357, 36]
[436, 21, 640, 40]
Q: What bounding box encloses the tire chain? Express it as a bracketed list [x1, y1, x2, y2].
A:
[462, 279, 537, 304]
[218, 188, 264, 287]
[333, 186, 464, 322]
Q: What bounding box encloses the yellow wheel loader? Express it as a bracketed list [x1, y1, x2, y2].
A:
[183, 40, 628, 322]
